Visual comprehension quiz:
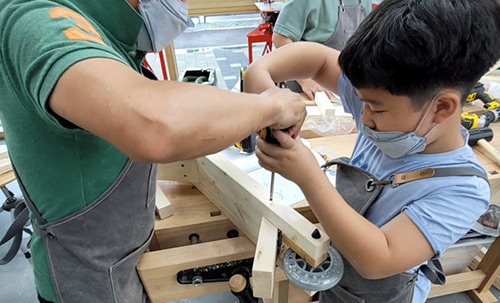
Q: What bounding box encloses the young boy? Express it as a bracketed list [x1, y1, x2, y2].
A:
[244, 0, 500, 302]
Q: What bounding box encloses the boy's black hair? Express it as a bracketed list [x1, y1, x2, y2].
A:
[339, 0, 500, 108]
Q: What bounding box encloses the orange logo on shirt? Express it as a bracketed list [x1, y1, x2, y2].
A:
[50, 7, 105, 45]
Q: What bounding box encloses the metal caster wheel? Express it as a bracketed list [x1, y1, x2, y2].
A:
[281, 245, 344, 291]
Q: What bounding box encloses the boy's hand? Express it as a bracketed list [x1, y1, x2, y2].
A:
[255, 130, 319, 186]
[297, 79, 335, 101]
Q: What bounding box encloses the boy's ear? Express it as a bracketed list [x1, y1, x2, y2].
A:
[433, 91, 461, 123]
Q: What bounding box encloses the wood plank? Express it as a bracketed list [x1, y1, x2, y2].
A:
[163, 43, 178, 81]
[154, 180, 239, 249]
[0, 158, 12, 175]
[157, 160, 199, 182]
[470, 247, 500, 290]
[476, 237, 500, 292]
[137, 237, 256, 303]
[0, 171, 16, 187]
[155, 183, 173, 219]
[314, 92, 335, 117]
[428, 270, 486, 298]
[468, 288, 498, 303]
[252, 217, 278, 299]
[193, 154, 330, 267]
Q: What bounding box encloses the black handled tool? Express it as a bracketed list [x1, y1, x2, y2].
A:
[259, 127, 279, 201]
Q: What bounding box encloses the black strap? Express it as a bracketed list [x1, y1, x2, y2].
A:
[0, 201, 29, 265]
[419, 258, 446, 285]
[322, 158, 489, 187]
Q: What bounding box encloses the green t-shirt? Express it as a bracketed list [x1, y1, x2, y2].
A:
[274, 0, 372, 43]
[0, 0, 146, 301]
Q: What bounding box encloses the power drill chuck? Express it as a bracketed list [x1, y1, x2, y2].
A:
[461, 108, 500, 130]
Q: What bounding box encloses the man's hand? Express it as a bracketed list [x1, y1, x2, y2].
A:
[260, 87, 307, 139]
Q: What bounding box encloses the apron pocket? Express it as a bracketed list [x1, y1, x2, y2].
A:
[109, 228, 154, 303]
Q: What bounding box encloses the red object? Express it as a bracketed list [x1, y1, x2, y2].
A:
[157, 50, 169, 80]
[144, 50, 169, 81]
[247, 25, 273, 64]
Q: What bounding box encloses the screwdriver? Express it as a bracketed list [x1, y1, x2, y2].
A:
[259, 127, 280, 201]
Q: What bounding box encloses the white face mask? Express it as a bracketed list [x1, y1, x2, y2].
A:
[136, 0, 192, 53]
[360, 92, 443, 159]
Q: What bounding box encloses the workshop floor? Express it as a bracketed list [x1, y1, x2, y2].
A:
[1, 13, 499, 303]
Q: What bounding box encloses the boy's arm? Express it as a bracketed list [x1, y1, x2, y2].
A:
[49, 58, 306, 163]
[297, 162, 435, 279]
[257, 132, 435, 279]
[244, 42, 343, 95]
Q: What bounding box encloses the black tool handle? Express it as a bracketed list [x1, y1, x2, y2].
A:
[468, 127, 494, 146]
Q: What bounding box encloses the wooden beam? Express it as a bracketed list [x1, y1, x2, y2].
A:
[137, 237, 256, 303]
[470, 247, 500, 290]
[154, 180, 239, 250]
[252, 217, 278, 299]
[428, 270, 486, 298]
[314, 91, 336, 117]
[155, 183, 173, 219]
[193, 154, 330, 267]
[476, 237, 500, 293]
[158, 160, 199, 182]
[163, 43, 178, 81]
[467, 288, 498, 303]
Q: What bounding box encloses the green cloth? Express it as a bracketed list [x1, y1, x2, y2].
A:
[0, 0, 145, 301]
[274, 0, 372, 43]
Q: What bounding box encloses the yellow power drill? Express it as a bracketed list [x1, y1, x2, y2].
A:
[461, 108, 500, 130]
[467, 82, 496, 104]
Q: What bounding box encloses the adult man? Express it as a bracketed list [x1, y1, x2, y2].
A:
[0, 0, 306, 302]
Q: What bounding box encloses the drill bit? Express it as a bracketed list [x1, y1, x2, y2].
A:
[269, 172, 275, 201]
[260, 127, 279, 202]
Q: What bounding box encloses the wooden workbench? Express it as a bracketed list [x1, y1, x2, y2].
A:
[138, 120, 500, 303]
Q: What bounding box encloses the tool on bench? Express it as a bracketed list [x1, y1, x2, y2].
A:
[467, 82, 497, 105]
[461, 108, 500, 129]
[468, 127, 500, 167]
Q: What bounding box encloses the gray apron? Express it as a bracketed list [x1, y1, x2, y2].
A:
[318, 158, 488, 303]
[17, 160, 157, 303]
[286, 0, 366, 93]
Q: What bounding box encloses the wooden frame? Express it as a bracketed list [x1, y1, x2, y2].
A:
[138, 155, 329, 302]
[139, 123, 500, 303]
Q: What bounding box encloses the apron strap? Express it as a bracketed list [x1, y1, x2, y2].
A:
[392, 167, 489, 187]
[323, 158, 489, 187]
[0, 202, 29, 264]
[419, 258, 446, 285]
[10, 163, 50, 240]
